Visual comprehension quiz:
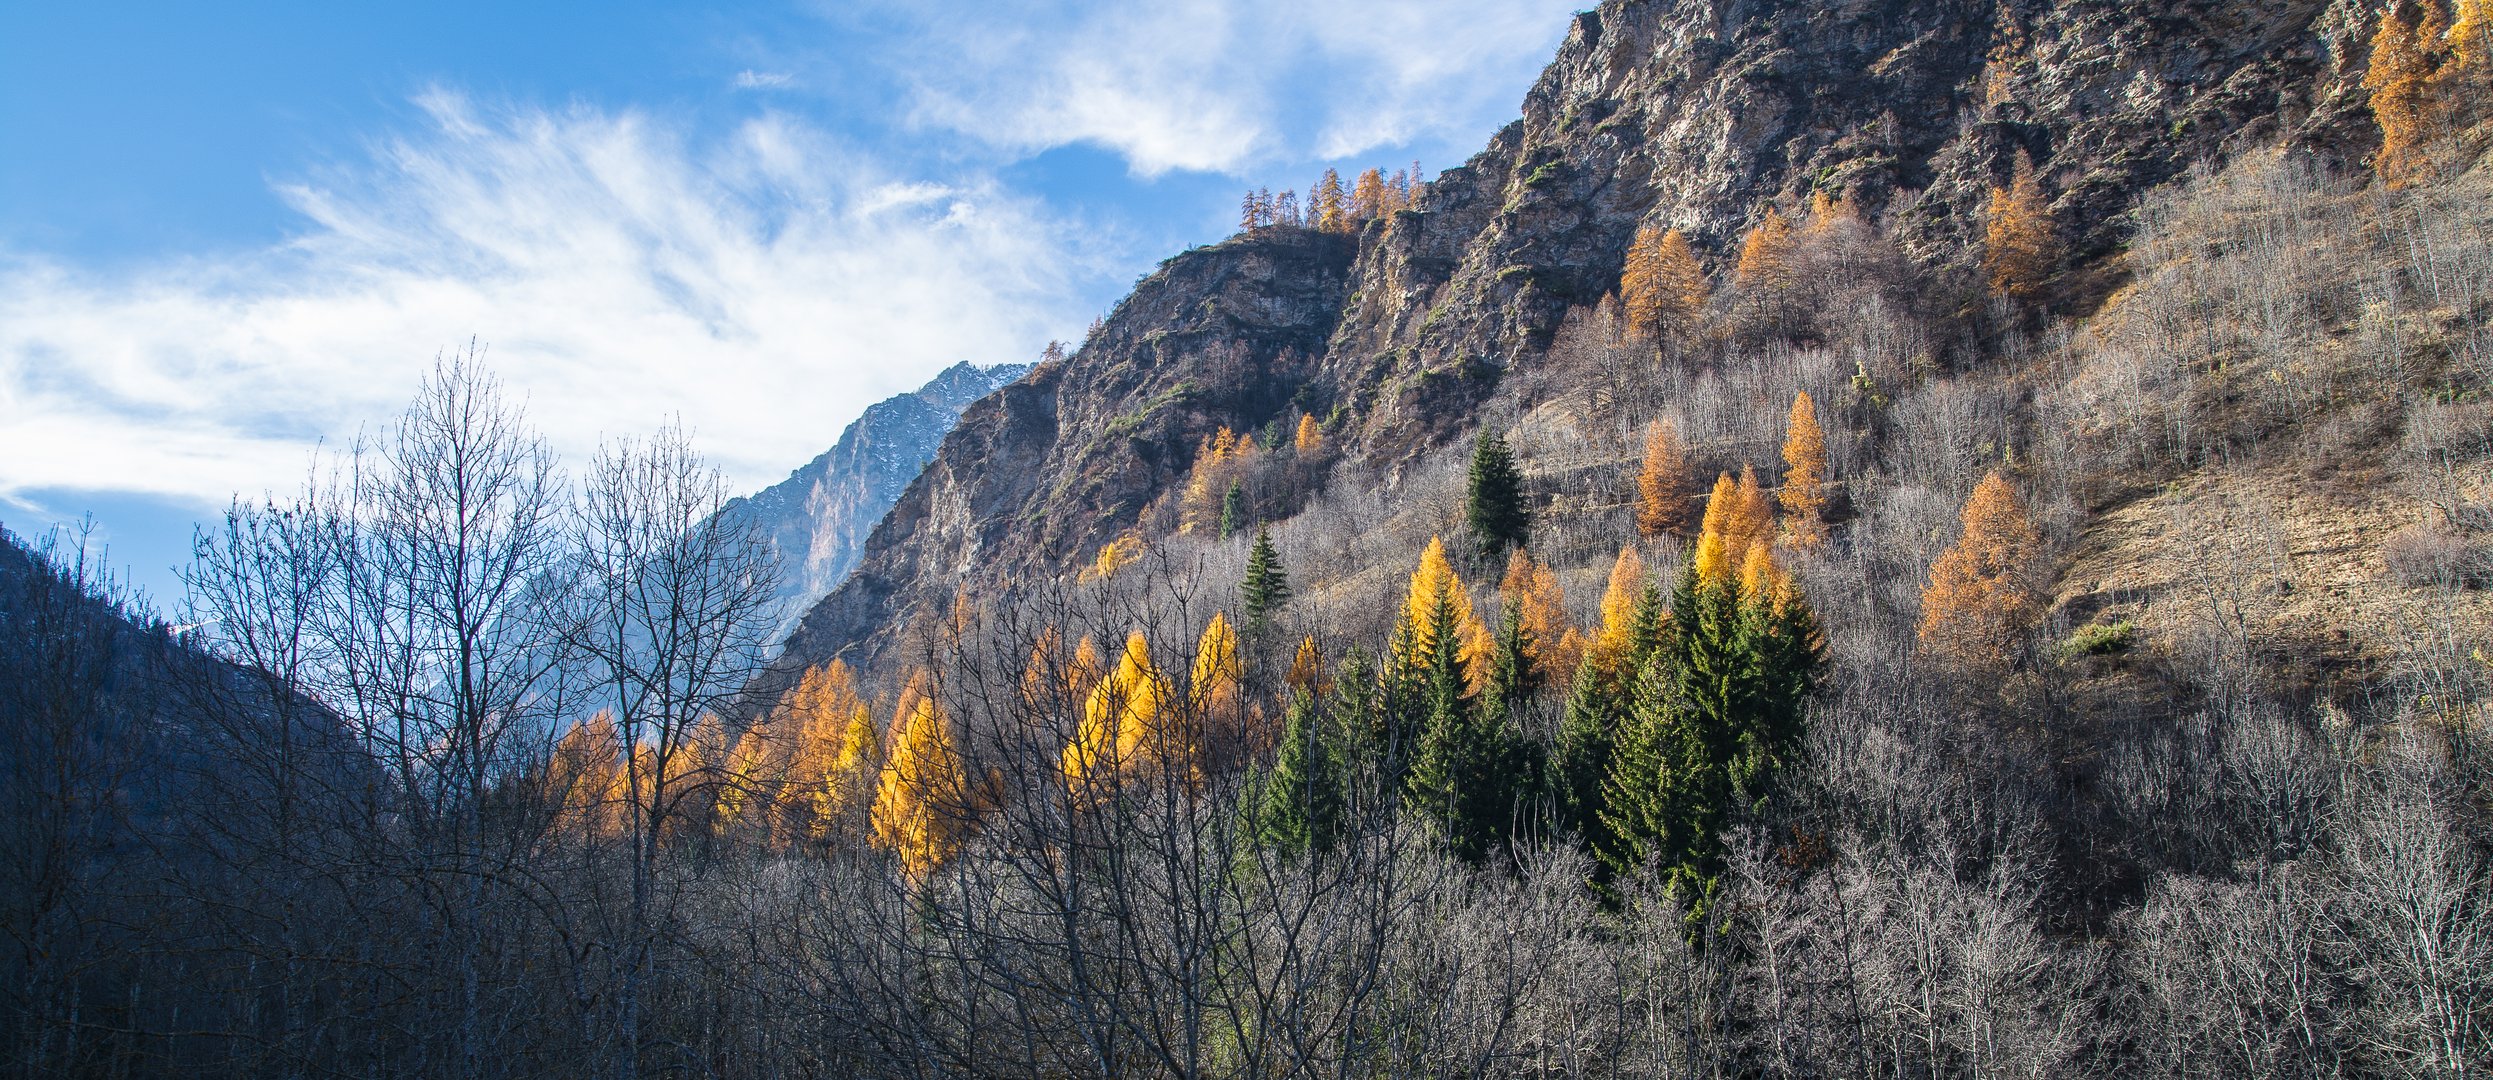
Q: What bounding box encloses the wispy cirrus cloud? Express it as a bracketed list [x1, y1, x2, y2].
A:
[0, 89, 1092, 509]
[734, 69, 796, 90]
[819, 0, 1580, 175]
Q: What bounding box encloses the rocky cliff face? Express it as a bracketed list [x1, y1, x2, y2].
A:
[768, 0, 2383, 683]
[728, 361, 1029, 642]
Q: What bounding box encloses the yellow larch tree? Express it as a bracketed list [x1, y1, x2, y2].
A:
[1917, 471, 2043, 669]
[1191, 612, 1244, 719]
[1734, 207, 1799, 294]
[1690, 473, 1746, 586]
[2368, 2, 2439, 187]
[1313, 169, 1350, 232]
[1500, 546, 1578, 686]
[1394, 537, 1493, 694]
[1286, 635, 1331, 699]
[1636, 419, 1694, 538]
[1064, 631, 1190, 787]
[774, 661, 876, 844]
[1801, 190, 1861, 239]
[1082, 534, 1145, 584]
[1730, 466, 1777, 559]
[1588, 544, 1648, 676]
[1351, 167, 1388, 221]
[1778, 391, 1829, 547]
[551, 711, 624, 838]
[1180, 427, 1260, 535]
[872, 672, 973, 880]
[1984, 150, 2058, 299]
[1620, 225, 1710, 343]
[715, 723, 787, 838]
[1293, 413, 1326, 456]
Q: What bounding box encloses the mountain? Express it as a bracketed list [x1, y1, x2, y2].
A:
[726, 361, 1030, 642]
[768, 0, 2387, 684]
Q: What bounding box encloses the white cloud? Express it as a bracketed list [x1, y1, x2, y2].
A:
[734, 69, 796, 90]
[840, 0, 1580, 175]
[0, 90, 1089, 507]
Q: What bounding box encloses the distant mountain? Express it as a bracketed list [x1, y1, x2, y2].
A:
[728, 361, 1030, 643]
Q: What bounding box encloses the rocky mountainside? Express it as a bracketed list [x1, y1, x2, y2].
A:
[728, 361, 1029, 641]
[769, 0, 2385, 684]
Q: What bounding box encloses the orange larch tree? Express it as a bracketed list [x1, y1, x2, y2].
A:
[1778, 391, 1829, 547]
[1734, 207, 1799, 294]
[1636, 419, 1694, 538]
[1983, 150, 2058, 299]
[1351, 167, 1388, 222]
[1917, 470, 2043, 668]
[1313, 169, 1350, 232]
[1499, 547, 1578, 687]
[1293, 413, 1325, 456]
[1620, 225, 1709, 343]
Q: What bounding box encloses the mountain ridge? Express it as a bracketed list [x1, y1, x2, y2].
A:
[766, 0, 2389, 688]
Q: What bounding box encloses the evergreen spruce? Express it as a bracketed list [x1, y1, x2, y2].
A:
[1256, 690, 1344, 856]
[1218, 480, 1247, 540]
[1465, 431, 1530, 555]
[1410, 600, 1541, 863]
[1241, 527, 1291, 637]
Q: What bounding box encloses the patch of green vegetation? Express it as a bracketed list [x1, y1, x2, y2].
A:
[2056, 620, 2136, 662]
[1100, 381, 1200, 440]
[1523, 161, 1566, 188]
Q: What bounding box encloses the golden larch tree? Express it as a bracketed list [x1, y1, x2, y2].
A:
[715, 724, 785, 837]
[1778, 391, 1829, 546]
[1395, 537, 1492, 694]
[872, 672, 973, 880]
[1691, 473, 1742, 586]
[1179, 426, 1261, 535]
[1917, 471, 2043, 668]
[2367, 3, 2438, 186]
[1730, 466, 1776, 559]
[1500, 546, 1578, 686]
[1191, 612, 1256, 766]
[1351, 167, 1388, 221]
[1286, 635, 1331, 699]
[1735, 207, 1799, 294]
[1064, 631, 1190, 787]
[1082, 534, 1145, 584]
[1589, 544, 1648, 676]
[1620, 225, 1709, 342]
[1636, 419, 1694, 538]
[1983, 150, 2058, 299]
[777, 660, 878, 844]
[1293, 413, 1325, 456]
[551, 711, 625, 837]
[1313, 169, 1349, 232]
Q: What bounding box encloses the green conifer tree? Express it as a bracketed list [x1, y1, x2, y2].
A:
[1218, 480, 1247, 540]
[1466, 430, 1531, 556]
[1256, 690, 1344, 856]
[1241, 527, 1291, 638]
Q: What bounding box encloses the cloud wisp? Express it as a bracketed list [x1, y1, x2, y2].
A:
[0, 90, 1088, 509]
[837, 0, 1580, 175]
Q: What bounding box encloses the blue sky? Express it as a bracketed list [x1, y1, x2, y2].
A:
[0, 0, 1579, 607]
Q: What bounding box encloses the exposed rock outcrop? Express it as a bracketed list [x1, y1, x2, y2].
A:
[728, 361, 1029, 641]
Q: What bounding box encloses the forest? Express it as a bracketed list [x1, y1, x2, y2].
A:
[7, 2, 2493, 1078]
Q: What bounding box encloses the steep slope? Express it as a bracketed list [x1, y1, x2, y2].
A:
[729, 361, 1029, 640]
[768, 230, 1353, 677]
[771, 0, 2385, 684]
